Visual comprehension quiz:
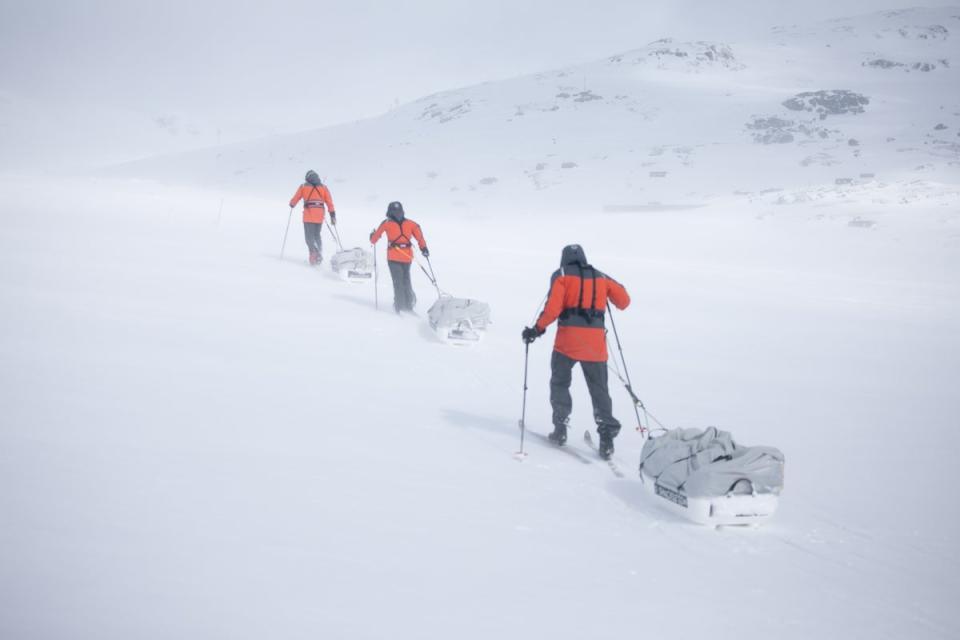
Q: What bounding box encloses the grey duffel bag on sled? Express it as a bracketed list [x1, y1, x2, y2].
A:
[639, 426, 784, 526]
[427, 294, 491, 344]
[330, 247, 374, 281]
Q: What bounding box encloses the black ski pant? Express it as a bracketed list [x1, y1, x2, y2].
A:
[550, 350, 621, 438]
[304, 222, 322, 256]
[387, 260, 416, 312]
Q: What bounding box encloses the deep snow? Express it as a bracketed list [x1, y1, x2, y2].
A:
[1, 172, 958, 639]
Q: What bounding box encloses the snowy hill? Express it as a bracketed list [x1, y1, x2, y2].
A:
[2, 7, 960, 640]
[111, 7, 960, 214]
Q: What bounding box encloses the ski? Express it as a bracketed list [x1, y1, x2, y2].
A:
[519, 422, 592, 464]
[529, 432, 594, 464]
[583, 430, 626, 478]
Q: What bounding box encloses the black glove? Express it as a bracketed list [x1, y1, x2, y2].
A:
[522, 326, 544, 344]
[421, 247, 430, 258]
[330, 211, 337, 225]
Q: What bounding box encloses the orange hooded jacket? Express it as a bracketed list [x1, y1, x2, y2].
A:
[290, 183, 335, 224]
[535, 246, 630, 362]
[370, 217, 427, 263]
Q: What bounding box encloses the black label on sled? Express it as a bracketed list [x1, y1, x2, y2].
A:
[655, 484, 688, 508]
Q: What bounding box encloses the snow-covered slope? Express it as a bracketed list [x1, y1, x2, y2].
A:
[111, 7, 960, 213]
[2, 168, 958, 638]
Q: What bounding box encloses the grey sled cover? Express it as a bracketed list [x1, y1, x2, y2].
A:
[639, 427, 784, 498]
[427, 295, 491, 330]
[331, 247, 373, 274]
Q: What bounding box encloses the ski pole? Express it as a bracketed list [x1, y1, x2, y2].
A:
[330, 214, 345, 249]
[371, 231, 379, 310]
[517, 341, 530, 458]
[325, 219, 344, 251]
[280, 206, 294, 259]
[416, 263, 442, 297]
[520, 296, 548, 458]
[423, 255, 442, 297]
[607, 302, 647, 436]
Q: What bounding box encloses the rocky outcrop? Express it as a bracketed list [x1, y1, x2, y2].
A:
[783, 90, 869, 119]
[608, 40, 744, 71]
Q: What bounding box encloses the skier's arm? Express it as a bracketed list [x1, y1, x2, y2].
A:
[323, 186, 336, 213]
[535, 275, 566, 332]
[289, 186, 304, 208]
[370, 221, 386, 244]
[412, 223, 427, 252]
[606, 277, 630, 310]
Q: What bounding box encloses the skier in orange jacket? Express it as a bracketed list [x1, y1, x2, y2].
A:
[289, 170, 336, 265]
[522, 244, 631, 459]
[370, 201, 428, 313]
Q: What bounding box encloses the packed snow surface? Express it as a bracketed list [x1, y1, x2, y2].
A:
[2, 172, 957, 638]
[2, 6, 959, 640]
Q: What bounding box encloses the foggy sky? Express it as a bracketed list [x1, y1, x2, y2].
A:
[0, 0, 928, 166]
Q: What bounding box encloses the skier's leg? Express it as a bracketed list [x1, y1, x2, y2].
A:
[582, 359, 621, 439]
[303, 222, 316, 263]
[316, 222, 323, 262]
[303, 222, 312, 251]
[312, 223, 324, 250]
[388, 260, 405, 313]
[401, 262, 415, 310]
[549, 350, 576, 431]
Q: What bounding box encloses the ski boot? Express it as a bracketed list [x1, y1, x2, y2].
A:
[598, 433, 615, 460]
[548, 423, 568, 446]
[309, 250, 318, 265]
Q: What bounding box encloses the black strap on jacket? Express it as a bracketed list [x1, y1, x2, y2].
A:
[559, 265, 604, 322]
[304, 185, 325, 208]
[388, 219, 412, 248]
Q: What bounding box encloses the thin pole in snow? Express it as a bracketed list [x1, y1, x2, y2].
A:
[371, 230, 379, 311]
[325, 219, 344, 251]
[280, 206, 294, 259]
[516, 341, 530, 459]
[607, 302, 647, 436]
[424, 255, 442, 297]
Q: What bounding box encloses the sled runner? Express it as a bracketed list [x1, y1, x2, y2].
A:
[427, 294, 491, 345]
[330, 247, 375, 282]
[639, 427, 784, 527]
